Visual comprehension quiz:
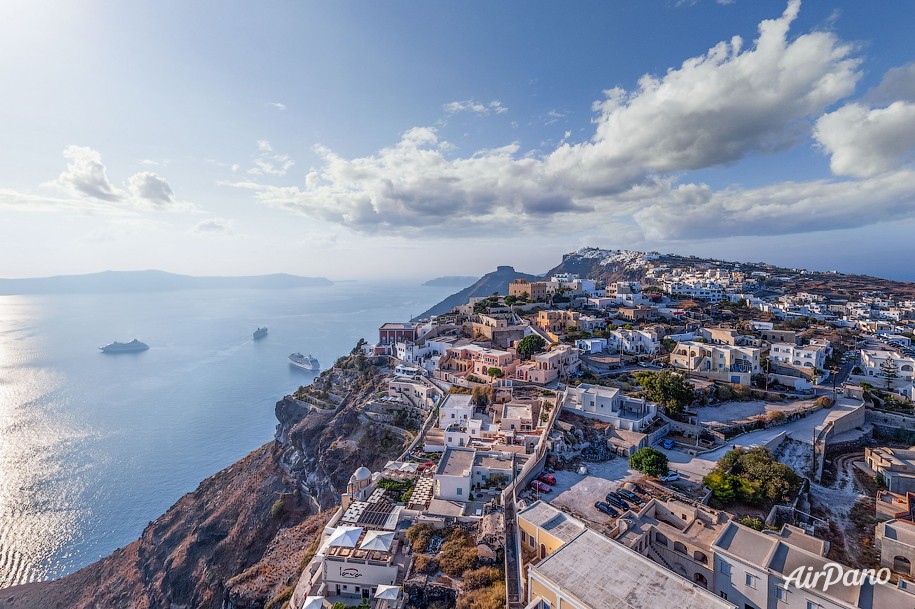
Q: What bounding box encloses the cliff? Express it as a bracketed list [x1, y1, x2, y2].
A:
[1, 351, 406, 609]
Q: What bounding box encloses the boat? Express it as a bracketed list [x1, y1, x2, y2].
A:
[289, 353, 320, 371]
[253, 327, 268, 340]
[99, 339, 149, 353]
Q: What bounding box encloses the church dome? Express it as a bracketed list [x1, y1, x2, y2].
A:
[352, 466, 372, 482]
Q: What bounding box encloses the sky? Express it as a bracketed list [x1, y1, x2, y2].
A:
[2, 0, 915, 281]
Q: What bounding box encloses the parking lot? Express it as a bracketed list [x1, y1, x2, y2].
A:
[546, 459, 640, 526]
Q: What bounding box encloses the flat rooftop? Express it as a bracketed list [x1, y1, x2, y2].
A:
[437, 447, 475, 476]
[531, 529, 734, 609]
[517, 501, 585, 543]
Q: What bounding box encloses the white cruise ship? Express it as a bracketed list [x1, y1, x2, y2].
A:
[288, 353, 319, 371]
[99, 339, 149, 353]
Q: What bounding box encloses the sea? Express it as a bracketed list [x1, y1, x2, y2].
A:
[0, 280, 456, 588]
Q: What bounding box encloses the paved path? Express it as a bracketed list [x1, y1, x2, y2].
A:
[658, 398, 862, 480]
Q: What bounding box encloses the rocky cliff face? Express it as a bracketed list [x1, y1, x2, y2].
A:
[2, 353, 406, 609]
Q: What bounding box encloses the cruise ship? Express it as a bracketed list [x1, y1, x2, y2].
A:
[99, 339, 149, 353]
[288, 353, 319, 371]
[253, 327, 268, 340]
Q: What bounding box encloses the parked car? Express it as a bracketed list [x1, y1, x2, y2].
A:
[594, 501, 619, 517]
[661, 438, 675, 450]
[659, 470, 681, 482]
[530, 480, 551, 493]
[630, 483, 647, 495]
[617, 489, 644, 505]
[537, 473, 557, 486]
[605, 493, 630, 510]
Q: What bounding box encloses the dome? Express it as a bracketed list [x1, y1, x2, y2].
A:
[352, 466, 372, 482]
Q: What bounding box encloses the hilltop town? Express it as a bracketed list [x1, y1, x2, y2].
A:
[8, 247, 915, 609]
[282, 247, 915, 609]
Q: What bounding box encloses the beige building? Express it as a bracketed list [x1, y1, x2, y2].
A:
[867, 447, 915, 494]
[517, 500, 585, 564]
[536, 309, 581, 334]
[614, 498, 729, 591]
[670, 341, 761, 385]
[509, 278, 549, 301]
[527, 529, 736, 609]
[877, 518, 915, 578]
[713, 521, 915, 609]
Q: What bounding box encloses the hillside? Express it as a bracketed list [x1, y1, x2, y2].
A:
[413, 265, 541, 319]
[1, 350, 406, 609]
[422, 275, 479, 287]
[0, 270, 332, 295]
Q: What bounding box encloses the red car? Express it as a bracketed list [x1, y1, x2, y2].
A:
[530, 480, 551, 493]
[537, 473, 557, 486]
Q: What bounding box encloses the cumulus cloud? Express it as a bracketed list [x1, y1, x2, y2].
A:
[249, 139, 294, 177]
[191, 217, 237, 236]
[35, 146, 186, 212]
[632, 171, 915, 239]
[814, 101, 915, 178]
[443, 99, 508, 115]
[228, 2, 915, 243]
[54, 145, 123, 201]
[127, 172, 176, 207]
[864, 62, 915, 105]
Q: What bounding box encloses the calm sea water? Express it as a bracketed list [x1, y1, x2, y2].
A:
[0, 280, 455, 587]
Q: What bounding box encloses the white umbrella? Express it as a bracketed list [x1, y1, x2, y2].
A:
[374, 585, 401, 601]
[302, 596, 325, 609]
[327, 525, 363, 548]
[360, 530, 395, 551]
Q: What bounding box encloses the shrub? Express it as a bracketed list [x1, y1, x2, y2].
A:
[439, 531, 478, 577]
[264, 586, 295, 609]
[814, 396, 834, 408]
[270, 498, 286, 518]
[739, 516, 765, 531]
[463, 566, 501, 590]
[456, 582, 506, 609]
[414, 554, 440, 575]
[766, 411, 787, 424]
[703, 447, 802, 508]
[405, 523, 435, 553]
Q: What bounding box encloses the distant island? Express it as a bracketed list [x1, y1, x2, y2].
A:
[0, 270, 332, 295]
[422, 275, 479, 287]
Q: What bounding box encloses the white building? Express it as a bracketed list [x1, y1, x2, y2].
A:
[433, 447, 516, 501]
[768, 341, 828, 370]
[562, 384, 657, 431]
[860, 350, 915, 386]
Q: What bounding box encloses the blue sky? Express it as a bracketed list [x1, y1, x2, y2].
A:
[2, 0, 915, 280]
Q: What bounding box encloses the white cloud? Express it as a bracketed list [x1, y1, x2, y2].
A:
[33, 146, 187, 212]
[127, 172, 176, 208]
[191, 217, 237, 236]
[268, 101, 287, 111]
[864, 62, 915, 105]
[249, 139, 294, 177]
[443, 99, 508, 116]
[54, 145, 123, 201]
[632, 170, 915, 240]
[814, 101, 915, 178]
[228, 2, 915, 243]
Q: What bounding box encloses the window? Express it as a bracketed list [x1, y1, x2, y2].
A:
[775, 587, 789, 602]
[520, 530, 526, 543]
[745, 573, 757, 589]
[719, 592, 728, 600]
[807, 601, 822, 609]
[718, 561, 731, 577]
[456, 488, 462, 496]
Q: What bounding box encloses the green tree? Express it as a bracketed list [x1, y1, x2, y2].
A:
[635, 370, 696, 414]
[703, 447, 802, 508]
[517, 334, 546, 360]
[880, 357, 899, 389]
[487, 367, 504, 378]
[629, 447, 669, 477]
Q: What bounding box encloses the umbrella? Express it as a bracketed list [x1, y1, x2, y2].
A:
[327, 526, 363, 548]
[301, 596, 325, 609]
[360, 530, 395, 551]
[374, 585, 401, 601]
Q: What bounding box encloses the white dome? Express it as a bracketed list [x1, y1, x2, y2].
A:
[352, 466, 372, 482]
